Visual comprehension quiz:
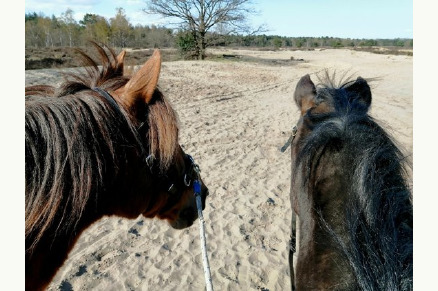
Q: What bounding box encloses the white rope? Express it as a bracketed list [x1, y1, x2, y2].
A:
[194, 181, 214, 291]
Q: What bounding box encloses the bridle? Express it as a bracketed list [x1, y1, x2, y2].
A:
[280, 125, 297, 153]
[92, 87, 203, 198]
[183, 154, 202, 187]
[164, 153, 202, 197]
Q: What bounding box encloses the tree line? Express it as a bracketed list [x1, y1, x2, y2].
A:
[25, 8, 175, 49]
[25, 8, 413, 56]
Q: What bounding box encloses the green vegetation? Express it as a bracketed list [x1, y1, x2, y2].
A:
[25, 9, 413, 53]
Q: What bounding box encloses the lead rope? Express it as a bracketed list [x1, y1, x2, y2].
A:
[193, 166, 214, 291]
[280, 125, 298, 290]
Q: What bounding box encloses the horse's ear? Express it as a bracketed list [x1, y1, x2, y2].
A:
[116, 50, 126, 73]
[345, 77, 372, 110]
[294, 74, 317, 114]
[121, 49, 161, 107]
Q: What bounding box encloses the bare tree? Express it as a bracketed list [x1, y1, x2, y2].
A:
[60, 9, 77, 47]
[144, 0, 264, 59]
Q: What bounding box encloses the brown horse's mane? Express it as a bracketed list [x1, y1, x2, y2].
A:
[25, 42, 180, 253]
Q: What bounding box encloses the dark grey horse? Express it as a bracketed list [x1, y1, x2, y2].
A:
[286, 73, 412, 290]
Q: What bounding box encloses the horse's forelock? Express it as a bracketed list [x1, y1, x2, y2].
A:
[147, 90, 180, 172]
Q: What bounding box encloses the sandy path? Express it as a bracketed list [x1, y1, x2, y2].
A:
[25, 48, 412, 291]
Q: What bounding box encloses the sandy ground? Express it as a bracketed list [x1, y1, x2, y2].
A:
[25, 48, 412, 291]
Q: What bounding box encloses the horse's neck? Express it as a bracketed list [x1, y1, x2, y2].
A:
[294, 149, 357, 290]
[26, 209, 102, 291]
[294, 147, 351, 236]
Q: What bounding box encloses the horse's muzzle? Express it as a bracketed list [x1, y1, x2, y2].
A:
[171, 185, 209, 230]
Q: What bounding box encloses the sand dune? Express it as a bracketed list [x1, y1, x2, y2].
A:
[25, 48, 412, 290]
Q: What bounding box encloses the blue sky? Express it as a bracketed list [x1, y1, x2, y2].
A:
[25, 0, 413, 39]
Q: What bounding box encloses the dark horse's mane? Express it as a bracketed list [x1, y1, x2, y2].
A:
[294, 75, 413, 290]
[25, 42, 179, 253]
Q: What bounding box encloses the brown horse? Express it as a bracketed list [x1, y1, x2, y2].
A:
[25, 42, 209, 291]
[286, 73, 412, 290]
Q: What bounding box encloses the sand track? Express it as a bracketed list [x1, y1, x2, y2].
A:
[25, 48, 412, 291]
